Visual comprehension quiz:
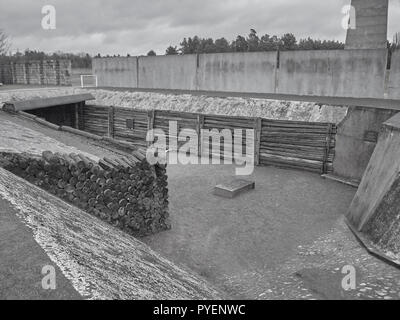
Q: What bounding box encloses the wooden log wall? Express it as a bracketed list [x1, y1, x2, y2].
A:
[81, 105, 337, 174]
[202, 114, 255, 161]
[82, 105, 109, 136]
[153, 110, 198, 152]
[0, 150, 170, 237]
[0, 60, 71, 85]
[113, 108, 148, 148]
[260, 119, 336, 173]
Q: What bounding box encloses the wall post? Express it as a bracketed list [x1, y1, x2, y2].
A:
[254, 118, 262, 166]
[108, 106, 115, 138]
[197, 114, 205, 157]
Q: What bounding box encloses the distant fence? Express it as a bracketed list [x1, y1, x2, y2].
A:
[81, 105, 336, 174]
[0, 60, 71, 86]
[92, 49, 389, 99]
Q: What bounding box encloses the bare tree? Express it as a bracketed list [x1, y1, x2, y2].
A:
[0, 30, 10, 55]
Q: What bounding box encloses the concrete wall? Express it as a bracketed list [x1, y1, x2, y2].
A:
[277, 49, 387, 98]
[138, 55, 197, 90]
[93, 49, 389, 99]
[345, 0, 388, 50]
[333, 107, 397, 182]
[388, 50, 400, 99]
[92, 57, 137, 88]
[197, 52, 277, 93]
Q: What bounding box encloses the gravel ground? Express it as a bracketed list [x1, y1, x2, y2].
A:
[142, 160, 400, 300]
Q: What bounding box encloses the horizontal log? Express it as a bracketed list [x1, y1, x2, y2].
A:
[61, 126, 103, 141]
[35, 117, 61, 131]
[18, 111, 38, 120]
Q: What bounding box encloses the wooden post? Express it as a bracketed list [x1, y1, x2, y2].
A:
[254, 118, 262, 166]
[197, 114, 205, 158]
[108, 106, 115, 138]
[322, 123, 333, 174]
[74, 103, 79, 129]
[147, 110, 155, 146]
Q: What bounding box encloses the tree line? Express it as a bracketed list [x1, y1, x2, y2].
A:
[160, 30, 345, 56]
[1, 49, 92, 69]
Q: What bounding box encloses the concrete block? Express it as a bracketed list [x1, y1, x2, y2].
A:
[213, 179, 255, 198]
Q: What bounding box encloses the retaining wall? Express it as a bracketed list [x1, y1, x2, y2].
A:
[81, 105, 336, 174]
[333, 107, 397, 182]
[346, 113, 400, 262]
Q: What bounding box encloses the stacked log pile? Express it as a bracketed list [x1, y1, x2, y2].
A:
[0, 149, 170, 237]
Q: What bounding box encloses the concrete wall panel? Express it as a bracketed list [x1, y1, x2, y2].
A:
[347, 113, 400, 231]
[197, 52, 277, 93]
[93, 57, 138, 88]
[388, 50, 400, 99]
[277, 49, 387, 98]
[333, 107, 397, 182]
[138, 55, 197, 90]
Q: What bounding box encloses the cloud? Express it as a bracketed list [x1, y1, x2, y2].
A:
[0, 0, 398, 55]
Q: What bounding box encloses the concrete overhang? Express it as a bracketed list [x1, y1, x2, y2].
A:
[2, 93, 95, 112]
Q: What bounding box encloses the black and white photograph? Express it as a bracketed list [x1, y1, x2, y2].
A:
[0, 0, 400, 310]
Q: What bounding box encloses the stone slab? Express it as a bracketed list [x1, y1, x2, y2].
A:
[213, 179, 255, 198]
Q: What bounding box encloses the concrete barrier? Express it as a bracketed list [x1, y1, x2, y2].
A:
[346, 113, 400, 263]
[333, 107, 397, 182]
[197, 52, 277, 93]
[388, 50, 400, 99]
[277, 49, 387, 98]
[92, 57, 138, 88]
[138, 54, 197, 90]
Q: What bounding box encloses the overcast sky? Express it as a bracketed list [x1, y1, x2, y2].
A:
[1, 0, 400, 56]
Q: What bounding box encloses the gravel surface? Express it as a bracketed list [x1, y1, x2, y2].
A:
[0, 86, 348, 123]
